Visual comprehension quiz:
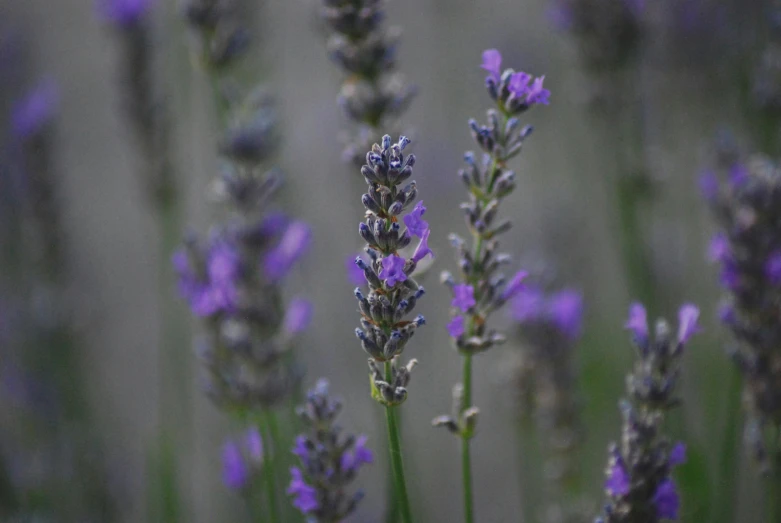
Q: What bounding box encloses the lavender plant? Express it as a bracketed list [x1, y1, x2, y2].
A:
[352, 134, 432, 523]
[287, 379, 373, 521]
[595, 303, 700, 523]
[704, 152, 781, 516]
[177, 0, 311, 518]
[511, 285, 585, 523]
[319, 0, 416, 166]
[431, 49, 549, 523]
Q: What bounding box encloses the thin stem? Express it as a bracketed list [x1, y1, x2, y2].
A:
[714, 367, 742, 523]
[384, 361, 413, 523]
[461, 354, 475, 523]
[259, 415, 280, 523]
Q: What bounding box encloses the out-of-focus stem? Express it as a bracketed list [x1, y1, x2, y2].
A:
[259, 414, 280, 523]
[714, 367, 742, 523]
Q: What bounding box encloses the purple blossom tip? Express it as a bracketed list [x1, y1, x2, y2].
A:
[501, 270, 529, 301]
[97, 0, 152, 26]
[707, 233, 730, 263]
[292, 435, 309, 463]
[284, 298, 314, 335]
[246, 428, 263, 463]
[525, 76, 551, 105]
[669, 442, 686, 467]
[447, 316, 466, 338]
[379, 254, 407, 287]
[509, 285, 545, 323]
[287, 467, 319, 513]
[765, 251, 781, 285]
[676, 304, 701, 345]
[605, 462, 630, 497]
[548, 290, 584, 340]
[411, 229, 434, 263]
[652, 479, 680, 520]
[222, 441, 248, 490]
[481, 49, 502, 81]
[451, 284, 476, 312]
[728, 162, 749, 188]
[403, 201, 429, 238]
[698, 170, 719, 201]
[264, 221, 311, 281]
[625, 302, 648, 341]
[12, 80, 59, 140]
[341, 435, 374, 472]
[717, 303, 735, 325]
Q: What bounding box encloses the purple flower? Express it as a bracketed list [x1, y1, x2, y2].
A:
[501, 270, 528, 300]
[718, 303, 735, 325]
[222, 441, 248, 490]
[508, 72, 531, 97]
[96, 0, 152, 27]
[708, 233, 730, 262]
[447, 316, 466, 338]
[411, 229, 434, 263]
[509, 285, 546, 322]
[264, 221, 312, 281]
[669, 442, 686, 467]
[676, 304, 700, 345]
[12, 80, 59, 140]
[341, 435, 373, 472]
[652, 479, 680, 519]
[292, 435, 309, 463]
[698, 170, 719, 201]
[246, 428, 263, 464]
[287, 467, 319, 513]
[548, 290, 584, 340]
[346, 253, 366, 285]
[403, 201, 428, 237]
[259, 211, 289, 238]
[379, 254, 407, 287]
[174, 242, 240, 317]
[729, 162, 749, 188]
[481, 49, 502, 81]
[525, 76, 551, 105]
[625, 302, 648, 342]
[284, 298, 314, 335]
[451, 284, 476, 312]
[720, 262, 740, 290]
[605, 462, 630, 496]
[765, 251, 781, 285]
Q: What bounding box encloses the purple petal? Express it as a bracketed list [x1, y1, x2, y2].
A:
[677, 304, 701, 345]
[284, 298, 314, 335]
[625, 302, 648, 341]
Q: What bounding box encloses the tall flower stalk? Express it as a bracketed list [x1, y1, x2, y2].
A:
[432, 49, 549, 523]
[177, 0, 312, 518]
[595, 303, 700, 523]
[352, 134, 433, 523]
[703, 152, 781, 520]
[98, 1, 186, 518]
[319, 0, 416, 167]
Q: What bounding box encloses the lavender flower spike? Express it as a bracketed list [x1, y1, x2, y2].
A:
[289, 380, 371, 521]
[705, 154, 781, 474]
[595, 303, 697, 523]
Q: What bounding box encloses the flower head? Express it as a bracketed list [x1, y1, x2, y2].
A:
[510, 286, 546, 322]
[284, 298, 314, 335]
[447, 316, 466, 338]
[451, 284, 476, 312]
[481, 49, 502, 81]
[403, 201, 428, 237]
[287, 467, 319, 513]
[652, 479, 680, 519]
[625, 302, 648, 342]
[676, 304, 701, 345]
[548, 290, 584, 340]
[379, 254, 407, 287]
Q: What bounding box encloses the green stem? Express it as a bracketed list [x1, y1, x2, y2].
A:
[384, 361, 413, 523]
[714, 367, 742, 523]
[460, 354, 475, 523]
[768, 471, 781, 523]
[259, 414, 280, 523]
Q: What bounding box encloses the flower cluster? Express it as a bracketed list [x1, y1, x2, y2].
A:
[596, 303, 700, 523]
[320, 0, 416, 166]
[352, 135, 431, 406]
[704, 152, 781, 475]
[99, 0, 175, 206]
[510, 286, 584, 492]
[549, 0, 644, 73]
[222, 427, 264, 491]
[287, 379, 372, 520]
[183, 0, 250, 69]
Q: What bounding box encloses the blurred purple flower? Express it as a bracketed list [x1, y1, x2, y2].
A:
[508, 72, 531, 97]
[509, 285, 546, 322]
[669, 442, 686, 467]
[481, 49, 502, 82]
[729, 162, 749, 188]
[547, 290, 584, 340]
[765, 251, 781, 284]
[222, 440, 248, 490]
[287, 467, 319, 513]
[292, 435, 309, 463]
[500, 270, 528, 301]
[717, 303, 735, 324]
[525, 77, 550, 105]
[96, 0, 152, 27]
[403, 201, 428, 237]
[547, 3, 574, 31]
[605, 461, 630, 496]
[708, 233, 730, 262]
[264, 221, 311, 281]
[677, 304, 701, 345]
[246, 428, 263, 463]
[11, 80, 59, 140]
[447, 316, 465, 338]
[379, 254, 407, 287]
[698, 171, 719, 201]
[284, 298, 314, 335]
[652, 479, 680, 519]
[259, 211, 289, 238]
[340, 435, 373, 472]
[625, 302, 648, 342]
[174, 241, 240, 318]
[451, 284, 476, 312]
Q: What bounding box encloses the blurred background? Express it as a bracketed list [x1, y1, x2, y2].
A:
[0, 0, 777, 521]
